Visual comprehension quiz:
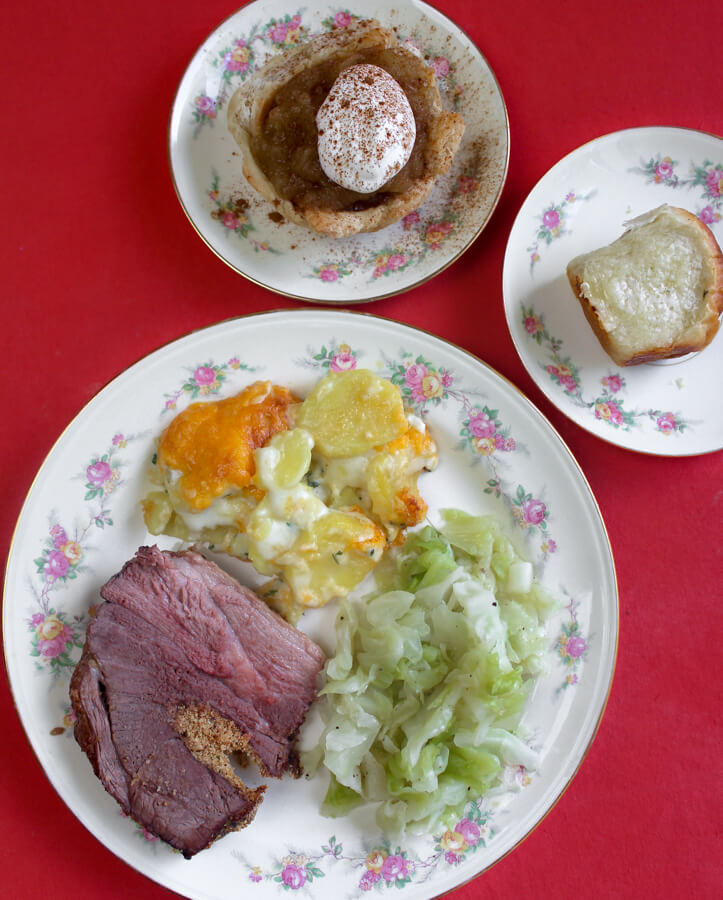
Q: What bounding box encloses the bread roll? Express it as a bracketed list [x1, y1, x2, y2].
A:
[566, 204, 723, 366]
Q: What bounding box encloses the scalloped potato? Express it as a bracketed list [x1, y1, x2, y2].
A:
[297, 369, 409, 457]
[142, 371, 437, 620]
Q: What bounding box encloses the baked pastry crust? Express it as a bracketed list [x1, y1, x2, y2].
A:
[227, 19, 465, 237]
[566, 205, 723, 366]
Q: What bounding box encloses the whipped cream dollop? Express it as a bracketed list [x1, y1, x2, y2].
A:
[316, 64, 416, 193]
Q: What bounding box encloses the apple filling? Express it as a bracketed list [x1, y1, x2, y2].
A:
[250, 48, 435, 212]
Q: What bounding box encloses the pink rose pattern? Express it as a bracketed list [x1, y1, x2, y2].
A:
[556, 596, 590, 692]
[456, 396, 556, 549]
[521, 304, 694, 436]
[453, 172, 480, 196]
[265, 854, 323, 889]
[30, 611, 78, 662]
[29, 436, 134, 674]
[321, 10, 356, 29]
[192, 16, 309, 134]
[192, 93, 216, 126]
[387, 355, 454, 409]
[510, 488, 550, 535]
[191, 26, 261, 133]
[462, 404, 518, 464]
[312, 261, 353, 282]
[311, 342, 359, 373]
[631, 154, 723, 224]
[527, 190, 594, 271]
[242, 805, 493, 889]
[402, 211, 420, 230]
[413, 42, 463, 110]
[208, 173, 279, 254]
[546, 362, 582, 396]
[310, 213, 462, 285]
[161, 352, 255, 412]
[423, 218, 456, 250]
[265, 14, 304, 47]
[434, 807, 489, 866]
[430, 56, 450, 77]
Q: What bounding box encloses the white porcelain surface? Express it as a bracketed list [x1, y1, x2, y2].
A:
[503, 126, 723, 455]
[4, 310, 616, 899]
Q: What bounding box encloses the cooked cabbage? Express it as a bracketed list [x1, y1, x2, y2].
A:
[305, 509, 559, 836]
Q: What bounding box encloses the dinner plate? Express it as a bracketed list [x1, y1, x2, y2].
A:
[4, 310, 616, 900]
[168, 0, 509, 303]
[503, 126, 723, 456]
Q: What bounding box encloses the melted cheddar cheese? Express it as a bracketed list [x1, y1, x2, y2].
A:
[142, 370, 436, 621]
[157, 381, 297, 511]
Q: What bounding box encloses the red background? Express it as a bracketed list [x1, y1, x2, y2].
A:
[2, 1, 722, 897]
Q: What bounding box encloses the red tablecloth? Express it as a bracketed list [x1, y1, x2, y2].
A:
[2, 1, 721, 897]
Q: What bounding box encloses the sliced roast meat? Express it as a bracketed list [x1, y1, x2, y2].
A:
[99, 545, 325, 766]
[70, 546, 325, 857]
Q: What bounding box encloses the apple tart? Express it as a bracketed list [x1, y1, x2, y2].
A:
[226, 19, 465, 237]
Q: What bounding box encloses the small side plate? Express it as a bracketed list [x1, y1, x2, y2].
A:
[503, 126, 723, 456]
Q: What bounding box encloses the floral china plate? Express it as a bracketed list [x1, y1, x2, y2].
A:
[168, 0, 509, 303]
[503, 126, 723, 456]
[4, 310, 616, 900]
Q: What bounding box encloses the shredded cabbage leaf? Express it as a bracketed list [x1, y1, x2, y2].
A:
[304, 509, 559, 836]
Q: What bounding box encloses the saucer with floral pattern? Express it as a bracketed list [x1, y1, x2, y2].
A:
[503, 126, 723, 456]
[169, 0, 509, 303]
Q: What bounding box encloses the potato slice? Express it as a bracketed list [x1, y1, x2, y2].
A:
[285, 509, 386, 608]
[253, 428, 314, 490]
[297, 370, 408, 458]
